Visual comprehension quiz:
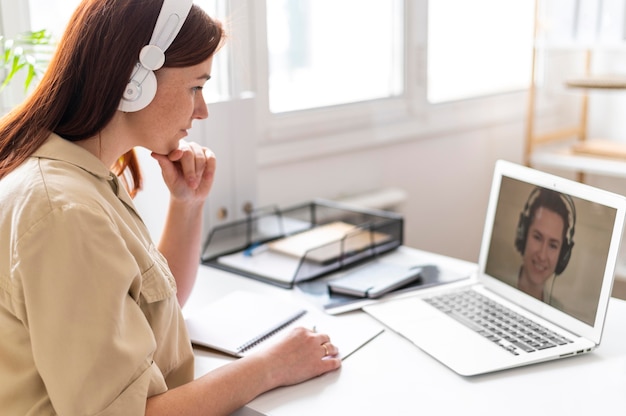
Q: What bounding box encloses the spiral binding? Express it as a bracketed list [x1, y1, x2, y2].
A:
[237, 310, 308, 354]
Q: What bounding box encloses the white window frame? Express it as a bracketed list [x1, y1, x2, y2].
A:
[0, 0, 533, 167]
[252, 0, 532, 167]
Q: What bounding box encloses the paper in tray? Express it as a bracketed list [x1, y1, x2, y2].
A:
[267, 221, 393, 264]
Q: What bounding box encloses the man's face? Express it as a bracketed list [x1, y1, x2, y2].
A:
[522, 206, 565, 286]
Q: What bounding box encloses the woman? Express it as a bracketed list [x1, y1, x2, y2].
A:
[0, 1, 340, 414]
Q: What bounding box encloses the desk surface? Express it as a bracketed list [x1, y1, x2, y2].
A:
[184, 247, 626, 416]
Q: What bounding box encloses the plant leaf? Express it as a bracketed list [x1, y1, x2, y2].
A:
[24, 65, 36, 92]
[0, 29, 56, 93]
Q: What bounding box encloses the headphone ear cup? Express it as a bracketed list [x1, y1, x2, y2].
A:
[118, 69, 158, 112]
[515, 213, 528, 254]
[556, 241, 574, 275]
[118, 0, 192, 113]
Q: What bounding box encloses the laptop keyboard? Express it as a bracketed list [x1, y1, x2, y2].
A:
[424, 289, 573, 356]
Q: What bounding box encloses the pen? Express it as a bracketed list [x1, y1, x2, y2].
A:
[243, 243, 268, 257]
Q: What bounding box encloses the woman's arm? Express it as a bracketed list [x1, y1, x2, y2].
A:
[152, 141, 216, 306]
[158, 197, 204, 305]
[146, 327, 341, 416]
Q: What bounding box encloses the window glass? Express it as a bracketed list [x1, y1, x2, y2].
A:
[266, 0, 404, 113]
[22, 1, 535, 129]
[427, 0, 534, 103]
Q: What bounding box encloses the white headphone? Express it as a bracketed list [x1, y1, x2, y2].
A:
[118, 0, 193, 112]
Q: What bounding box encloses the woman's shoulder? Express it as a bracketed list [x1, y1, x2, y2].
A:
[0, 156, 112, 231]
[5, 155, 105, 200]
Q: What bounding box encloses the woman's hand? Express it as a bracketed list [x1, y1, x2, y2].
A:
[257, 327, 342, 388]
[151, 140, 216, 203]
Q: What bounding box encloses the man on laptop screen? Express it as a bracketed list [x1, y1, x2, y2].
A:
[485, 178, 614, 326]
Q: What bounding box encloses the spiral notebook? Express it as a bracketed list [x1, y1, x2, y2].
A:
[185, 290, 384, 358]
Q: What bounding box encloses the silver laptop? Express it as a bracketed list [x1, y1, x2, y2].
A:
[364, 160, 626, 376]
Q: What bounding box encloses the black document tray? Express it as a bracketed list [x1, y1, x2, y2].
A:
[200, 199, 404, 288]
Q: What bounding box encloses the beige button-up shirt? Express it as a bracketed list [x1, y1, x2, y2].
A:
[0, 134, 194, 415]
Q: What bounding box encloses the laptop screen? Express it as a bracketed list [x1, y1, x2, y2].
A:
[484, 175, 617, 327]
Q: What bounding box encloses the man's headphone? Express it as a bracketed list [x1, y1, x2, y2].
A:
[514, 187, 576, 275]
[118, 0, 193, 112]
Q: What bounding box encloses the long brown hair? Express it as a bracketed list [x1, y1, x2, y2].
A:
[0, 0, 224, 197]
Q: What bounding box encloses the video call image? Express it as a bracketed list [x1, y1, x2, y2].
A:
[484, 176, 616, 326]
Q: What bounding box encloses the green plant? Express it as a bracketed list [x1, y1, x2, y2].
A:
[0, 29, 55, 93]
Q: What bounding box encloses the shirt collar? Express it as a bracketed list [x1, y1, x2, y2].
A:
[33, 132, 112, 180]
[33, 133, 139, 216]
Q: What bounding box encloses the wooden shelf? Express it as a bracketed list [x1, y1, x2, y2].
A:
[566, 75, 626, 89]
[571, 139, 626, 159]
[530, 144, 626, 179]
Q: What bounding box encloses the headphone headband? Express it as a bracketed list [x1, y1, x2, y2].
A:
[150, 0, 193, 52]
[118, 0, 193, 112]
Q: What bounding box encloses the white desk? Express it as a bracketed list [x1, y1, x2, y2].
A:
[184, 247, 626, 416]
